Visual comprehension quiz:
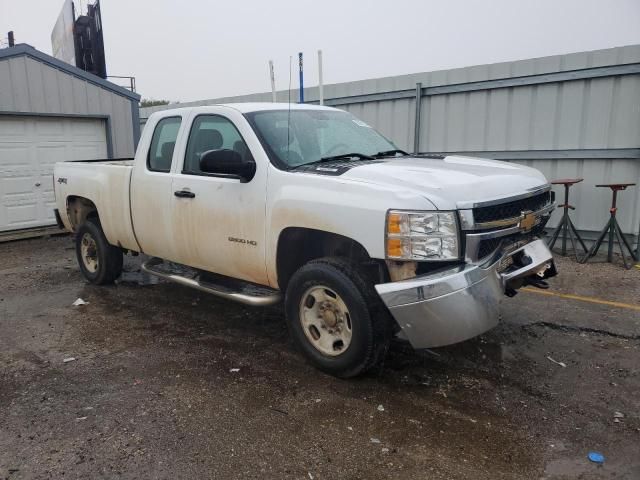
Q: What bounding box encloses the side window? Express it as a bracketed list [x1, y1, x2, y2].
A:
[183, 115, 250, 174]
[147, 116, 181, 172]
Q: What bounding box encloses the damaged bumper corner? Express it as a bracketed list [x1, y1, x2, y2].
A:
[374, 239, 556, 349]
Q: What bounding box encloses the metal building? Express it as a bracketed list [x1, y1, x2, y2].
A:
[141, 44, 640, 248]
[0, 43, 140, 233]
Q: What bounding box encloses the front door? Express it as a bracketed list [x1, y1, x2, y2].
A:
[170, 111, 268, 285]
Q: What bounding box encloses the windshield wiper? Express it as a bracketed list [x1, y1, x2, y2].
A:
[320, 152, 375, 162]
[373, 149, 409, 158]
[297, 152, 375, 168]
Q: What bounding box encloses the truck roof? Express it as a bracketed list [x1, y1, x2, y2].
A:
[152, 102, 339, 118]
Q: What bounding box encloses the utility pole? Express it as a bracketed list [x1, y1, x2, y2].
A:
[268, 60, 276, 103]
[298, 52, 304, 103]
[318, 50, 324, 105]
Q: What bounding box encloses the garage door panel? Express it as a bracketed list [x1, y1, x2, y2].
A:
[0, 117, 28, 138]
[36, 144, 68, 174]
[35, 118, 66, 137]
[0, 144, 32, 168]
[71, 143, 105, 161]
[41, 198, 58, 222]
[4, 195, 38, 229]
[72, 120, 105, 140]
[2, 175, 39, 195]
[0, 115, 107, 232]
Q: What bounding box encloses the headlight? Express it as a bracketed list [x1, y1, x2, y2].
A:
[386, 210, 460, 260]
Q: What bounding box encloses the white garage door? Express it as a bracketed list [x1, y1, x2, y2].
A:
[0, 115, 107, 232]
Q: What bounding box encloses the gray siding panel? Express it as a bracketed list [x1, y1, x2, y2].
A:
[25, 57, 46, 112]
[112, 96, 132, 158]
[9, 57, 30, 112]
[611, 76, 640, 147]
[0, 60, 14, 110]
[42, 64, 62, 113]
[71, 76, 89, 114]
[556, 81, 584, 149]
[57, 70, 74, 113]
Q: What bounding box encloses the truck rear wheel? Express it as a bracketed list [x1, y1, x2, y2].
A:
[75, 219, 123, 285]
[285, 257, 391, 378]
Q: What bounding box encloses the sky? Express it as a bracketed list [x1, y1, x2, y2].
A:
[1, 0, 640, 102]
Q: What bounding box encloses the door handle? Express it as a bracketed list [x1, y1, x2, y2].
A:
[174, 190, 195, 198]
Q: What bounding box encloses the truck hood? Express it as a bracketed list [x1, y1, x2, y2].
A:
[340, 155, 548, 210]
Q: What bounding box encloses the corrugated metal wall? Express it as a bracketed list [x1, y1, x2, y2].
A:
[141, 44, 640, 245]
[0, 49, 138, 158]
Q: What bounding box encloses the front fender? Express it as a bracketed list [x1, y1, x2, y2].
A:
[265, 170, 436, 287]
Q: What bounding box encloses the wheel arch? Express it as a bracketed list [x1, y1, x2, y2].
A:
[65, 195, 100, 232]
[275, 227, 388, 291]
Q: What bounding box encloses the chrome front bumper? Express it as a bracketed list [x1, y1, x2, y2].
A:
[375, 239, 555, 349]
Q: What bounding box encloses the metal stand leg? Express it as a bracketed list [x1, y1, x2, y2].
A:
[548, 183, 588, 261]
[616, 219, 639, 263]
[582, 213, 638, 269]
[581, 220, 611, 263]
[548, 216, 564, 250]
[569, 219, 588, 254]
[608, 217, 615, 263]
[613, 222, 630, 269]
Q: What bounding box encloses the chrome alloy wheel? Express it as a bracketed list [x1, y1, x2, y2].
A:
[80, 232, 99, 273]
[299, 286, 353, 356]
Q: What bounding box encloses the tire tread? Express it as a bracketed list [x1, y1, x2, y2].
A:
[285, 257, 391, 378]
[75, 219, 123, 285]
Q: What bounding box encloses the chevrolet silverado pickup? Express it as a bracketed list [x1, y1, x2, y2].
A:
[54, 103, 557, 377]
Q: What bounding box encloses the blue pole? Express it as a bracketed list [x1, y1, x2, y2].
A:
[298, 52, 304, 103]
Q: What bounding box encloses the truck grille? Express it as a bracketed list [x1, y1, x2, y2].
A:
[475, 227, 544, 259]
[473, 191, 552, 224]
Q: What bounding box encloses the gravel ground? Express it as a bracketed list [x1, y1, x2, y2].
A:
[0, 235, 639, 480]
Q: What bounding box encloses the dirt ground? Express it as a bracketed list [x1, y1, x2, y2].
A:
[1, 235, 639, 480]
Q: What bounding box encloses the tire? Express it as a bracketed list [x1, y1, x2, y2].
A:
[285, 257, 391, 378]
[75, 219, 123, 285]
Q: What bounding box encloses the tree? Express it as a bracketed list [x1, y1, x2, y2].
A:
[140, 99, 173, 108]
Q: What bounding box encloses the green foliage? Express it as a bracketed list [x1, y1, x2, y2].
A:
[140, 99, 173, 108]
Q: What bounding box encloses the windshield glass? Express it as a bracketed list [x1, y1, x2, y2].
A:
[245, 109, 397, 168]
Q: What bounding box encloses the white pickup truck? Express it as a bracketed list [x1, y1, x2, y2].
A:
[54, 103, 557, 377]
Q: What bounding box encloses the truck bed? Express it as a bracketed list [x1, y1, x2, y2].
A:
[54, 159, 139, 252]
[68, 157, 134, 166]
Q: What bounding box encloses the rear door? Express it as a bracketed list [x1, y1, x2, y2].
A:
[169, 108, 268, 285]
[130, 115, 183, 259]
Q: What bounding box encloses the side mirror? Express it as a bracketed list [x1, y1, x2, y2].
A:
[199, 149, 256, 182]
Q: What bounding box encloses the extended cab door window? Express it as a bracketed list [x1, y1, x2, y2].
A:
[183, 115, 252, 176]
[147, 116, 182, 172]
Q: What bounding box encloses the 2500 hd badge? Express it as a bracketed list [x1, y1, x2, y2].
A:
[228, 237, 258, 246]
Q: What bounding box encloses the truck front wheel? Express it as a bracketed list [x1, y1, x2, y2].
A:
[75, 220, 123, 285]
[285, 257, 391, 378]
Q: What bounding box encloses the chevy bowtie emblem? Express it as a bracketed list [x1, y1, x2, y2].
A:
[519, 211, 537, 231]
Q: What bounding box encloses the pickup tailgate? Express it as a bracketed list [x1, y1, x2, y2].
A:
[54, 159, 140, 252]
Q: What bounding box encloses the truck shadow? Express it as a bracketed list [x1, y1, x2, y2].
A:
[76, 273, 541, 398]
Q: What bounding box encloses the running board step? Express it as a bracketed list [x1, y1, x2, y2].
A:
[141, 257, 282, 307]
